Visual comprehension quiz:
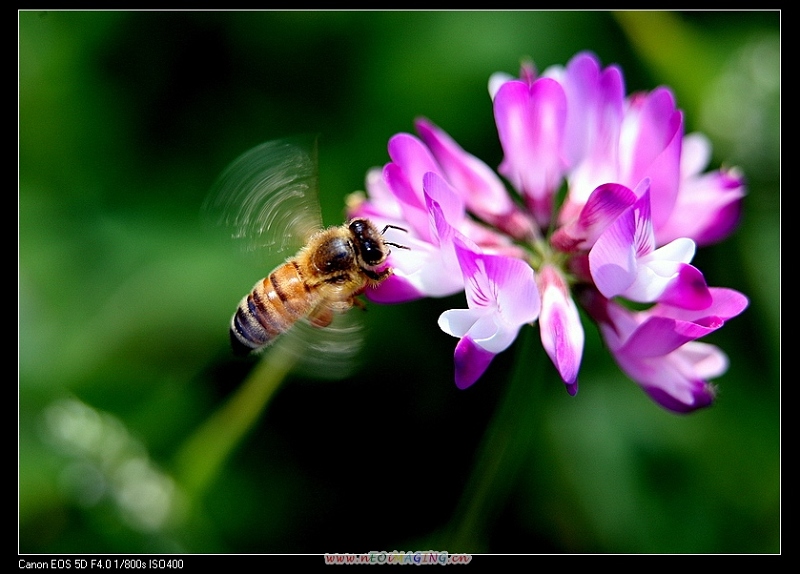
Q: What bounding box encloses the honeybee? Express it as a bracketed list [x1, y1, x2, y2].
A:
[204, 137, 407, 361]
[230, 217, 407, 355]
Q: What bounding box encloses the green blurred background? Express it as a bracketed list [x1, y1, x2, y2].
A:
[19, 11, 780, 554]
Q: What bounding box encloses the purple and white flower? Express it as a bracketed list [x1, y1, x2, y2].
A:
[348, 51, 748, 413]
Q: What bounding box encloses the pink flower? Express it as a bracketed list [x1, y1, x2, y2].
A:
[580, 286, 748, 412]
[589, 183, 713, 309]
[438, 233, 541, 389]
[348, 51, 748, 412]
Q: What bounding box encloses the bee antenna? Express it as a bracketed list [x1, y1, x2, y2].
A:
[385, 241, 410, 250]
[380, 224, 409, 251]
[381, 224, 408, 234]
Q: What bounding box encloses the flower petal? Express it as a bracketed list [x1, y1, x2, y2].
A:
[387, 133, 440, 203]
[422, 171, 466, 228]
[588, 204, 638, 297]
[556, 52, 626, 221]
[366, 273, 426, 304]
[537, 265, 584, 386]
[416, 118, 515, 218]
[620, 88, 683, 230]
[626, 342, 724, 413]
[453, 336, 497, 390]
[657, 163, 746, 246]
[551, 182, 636, 252]
[653, 287, 749, 322]
[438, 308, 483, 339]
[655, 262, 712, 309]
[617, 315, 721, 358]
[494, 77, 567, 226]
[485, 255, 541, 324]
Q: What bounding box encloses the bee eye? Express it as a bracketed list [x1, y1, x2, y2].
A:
[349, 219, 384, 265]
[360, 242, 385, 265]
[348, 219, 367, 236]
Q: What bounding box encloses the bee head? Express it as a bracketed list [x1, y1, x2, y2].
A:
[349, 218, 389, 267]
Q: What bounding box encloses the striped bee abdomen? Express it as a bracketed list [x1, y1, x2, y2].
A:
[229, 260, 317, 355]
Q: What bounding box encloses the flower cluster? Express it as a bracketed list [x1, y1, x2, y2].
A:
[347, 51, 748, 413]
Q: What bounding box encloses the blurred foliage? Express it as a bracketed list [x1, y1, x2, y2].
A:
[19, 11, 780, 554]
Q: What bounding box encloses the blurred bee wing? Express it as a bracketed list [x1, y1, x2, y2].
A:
[202, 137, 324, 255]
[275, 312, 365, 381]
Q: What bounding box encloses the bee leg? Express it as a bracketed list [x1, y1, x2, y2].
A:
[364, 267, 393, 282]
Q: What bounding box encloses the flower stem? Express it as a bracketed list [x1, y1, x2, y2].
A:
[442, 327, 545, 552]
[172, 343, 297, 502]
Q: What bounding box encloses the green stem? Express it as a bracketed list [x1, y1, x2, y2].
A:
[172, 343, 297, 501]
[444, 328, 546, 552]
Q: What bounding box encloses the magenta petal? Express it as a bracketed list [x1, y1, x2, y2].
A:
[659, 264, 712, 309]
[619, 315, 721, 358]
[693, 194, 743, 246]
[494, 77, 567, 226]
[382, 163, 431, 242]
[690, 169, 746, 246]
[422, 171, 465, 225]
[538, 266, 583, 386]
[624, 88, 683, 230]
[383, 162, 422, 210]
[656, 287, 749, 322]
[453, 337, 496, 389]
[387, 133, 440, 198]
[588, 207, 638, 297]
[560, 53, 605, 164]
[551, 182, 636, 251]
[561, 52, 625, 170]
[365, 274, 424, 304]
[415, 117, 516, 218]
[644, 380, 715, 413]
[658, 167, 746, 247]
[542, 303, 582, 385]
[577, 183, 638, 241]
